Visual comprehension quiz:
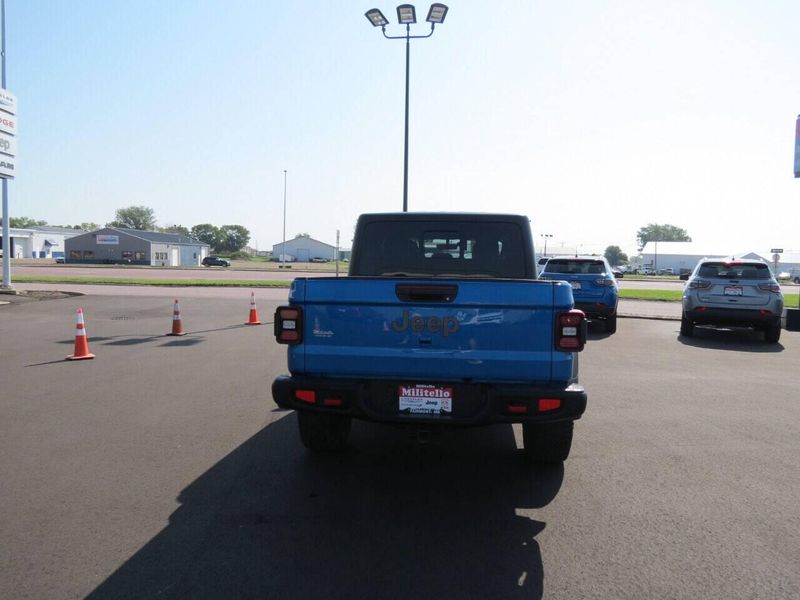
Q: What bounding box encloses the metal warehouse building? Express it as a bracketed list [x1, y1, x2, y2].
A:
[272, 236, 337, 262]
[65, 228, 210, 266]
[640, 242, 800, 274]
[1, 226, 86, 259]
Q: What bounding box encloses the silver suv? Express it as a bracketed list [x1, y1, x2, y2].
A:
[681, 258, 784, 343]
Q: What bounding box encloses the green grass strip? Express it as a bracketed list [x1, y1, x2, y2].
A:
[620, 288, 799, 306]
[12, 275, 290, 287]
[619, 289, 683, 301]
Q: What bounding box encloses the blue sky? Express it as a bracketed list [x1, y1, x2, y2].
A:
[6, 0, 800, 255]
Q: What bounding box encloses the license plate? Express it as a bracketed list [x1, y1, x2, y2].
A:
[724, 286, 743, 296]
[570, 281, 581, 290]
[398, 384, 453, 415]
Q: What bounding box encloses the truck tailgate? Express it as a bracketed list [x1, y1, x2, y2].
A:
[288, 278, 576, 384]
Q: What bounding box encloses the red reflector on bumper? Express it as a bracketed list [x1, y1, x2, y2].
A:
[295, 390, 316, 404]
[538, 398, 561, 412]
[506, 403, 528, 414]
[558, 338, 580, 350]
[323, 397, 343, 407]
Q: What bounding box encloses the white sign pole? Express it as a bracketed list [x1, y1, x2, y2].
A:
[1, 0, 11, 290]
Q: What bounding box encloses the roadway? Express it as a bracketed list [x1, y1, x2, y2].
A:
[1, 289, 798, 599]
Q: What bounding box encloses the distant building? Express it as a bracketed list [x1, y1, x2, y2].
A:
[0, 226, 86, 259]
[272, 236, 337, 262]
[640, 242, 800, 273]
[65, 227, 210, 266]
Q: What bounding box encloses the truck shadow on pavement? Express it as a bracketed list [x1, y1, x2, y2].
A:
[677, 327, 785, 353]
[87, 417, 563, 600]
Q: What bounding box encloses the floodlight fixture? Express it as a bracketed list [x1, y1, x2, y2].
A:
[426, 3, 448, 24]
[365, 8, 388, 27]
[397, 4, 417, 24]
[363, 3, 451, 212]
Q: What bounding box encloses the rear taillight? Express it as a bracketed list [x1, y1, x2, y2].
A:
[556, 309, 586, 352]
[689, 279, 711, 289]
[758, 283, 781, 293]
[274, 306, 303, 344]
[295, 389, 316, 404]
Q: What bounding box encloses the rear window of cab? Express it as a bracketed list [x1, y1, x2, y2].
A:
[543, 259, 608, 275]
[697, 262, 772, 280]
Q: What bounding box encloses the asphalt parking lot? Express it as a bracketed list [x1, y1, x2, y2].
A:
[1, 293, 798, 599]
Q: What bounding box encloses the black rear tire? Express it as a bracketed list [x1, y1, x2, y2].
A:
[764, 323, 781, 344]
[522, 421, 574, 463]
[297, 411, 351, 452]
[680, 314, 694, 337]
[605, 314, 617, 334]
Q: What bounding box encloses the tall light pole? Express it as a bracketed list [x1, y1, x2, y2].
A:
[281, 170, 287, 269]
[541, 233, 552, 258]
[365, 4, 449, 212]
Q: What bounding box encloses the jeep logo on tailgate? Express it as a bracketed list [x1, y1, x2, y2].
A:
[391, 310, 459, 336]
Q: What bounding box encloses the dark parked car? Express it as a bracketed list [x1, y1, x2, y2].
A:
[202, 256, 230, 267]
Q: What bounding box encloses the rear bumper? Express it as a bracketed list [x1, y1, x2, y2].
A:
[574, 301, 617, 319]
[272, 375, 587, 426]
[684, 307, 780, 328]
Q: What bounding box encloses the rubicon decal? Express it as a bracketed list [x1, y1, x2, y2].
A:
[391, 310, 459, 336]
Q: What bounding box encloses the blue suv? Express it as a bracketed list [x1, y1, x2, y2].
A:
[539, 256, 619, 333]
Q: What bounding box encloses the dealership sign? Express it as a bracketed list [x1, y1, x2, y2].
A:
[96, 235, 120, 245]
[0, 113, 16, 135]
[0, 89, 16, 114]
[0, 88, 16, 179]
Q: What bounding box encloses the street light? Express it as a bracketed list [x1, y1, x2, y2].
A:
[541, 233, 553, 257]
[281, 170, 287, 269]
[364, 3, 449, 212]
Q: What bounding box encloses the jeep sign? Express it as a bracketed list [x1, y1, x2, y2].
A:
[0, 132, 16, 157]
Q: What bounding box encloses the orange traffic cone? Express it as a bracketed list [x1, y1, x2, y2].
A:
[66, 308, 95, 361]
[245, 291, 262, 325]
[167, 299, 186, 336]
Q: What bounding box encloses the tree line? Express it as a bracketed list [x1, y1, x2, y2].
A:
[603, 223, 691, 266]
[2, 205, 251, 253]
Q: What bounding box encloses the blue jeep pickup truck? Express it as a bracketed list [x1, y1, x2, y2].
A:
[272, 213, 588, 462]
